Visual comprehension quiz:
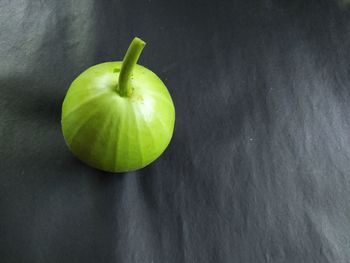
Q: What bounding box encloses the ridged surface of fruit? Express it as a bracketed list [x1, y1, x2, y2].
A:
[61, 62, 175, 172]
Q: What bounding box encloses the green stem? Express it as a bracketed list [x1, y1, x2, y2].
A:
[117, 37, 146, 97]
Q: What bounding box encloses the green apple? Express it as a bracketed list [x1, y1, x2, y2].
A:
[61, 37, 175, 173]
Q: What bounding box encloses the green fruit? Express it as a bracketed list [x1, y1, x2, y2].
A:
[61, 37, 175, 173]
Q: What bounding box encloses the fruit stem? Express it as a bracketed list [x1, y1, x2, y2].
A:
[117, 37, 146, 97]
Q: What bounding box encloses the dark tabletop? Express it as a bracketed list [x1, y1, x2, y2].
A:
[1, 0, 350, 262]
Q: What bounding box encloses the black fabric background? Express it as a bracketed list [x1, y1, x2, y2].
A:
[1, 0, 350, 262]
